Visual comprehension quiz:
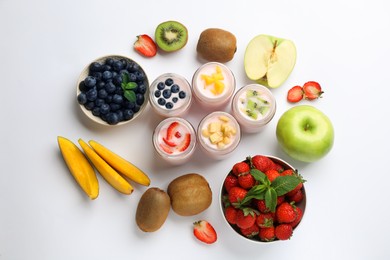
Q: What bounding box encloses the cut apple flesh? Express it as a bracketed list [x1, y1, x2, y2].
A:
[244, 35, 296, 88]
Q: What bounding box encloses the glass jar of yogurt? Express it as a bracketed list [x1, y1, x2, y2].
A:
[149, 73, 192, 117]
[197, 111, 241, 160]
[231, 84, 276, 133]
[192, 62, 235, 109]
[152, 117, 197, 165]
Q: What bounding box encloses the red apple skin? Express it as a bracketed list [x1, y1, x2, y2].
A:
[276, 105, 334, 162]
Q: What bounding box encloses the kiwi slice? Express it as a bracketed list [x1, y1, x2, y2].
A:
[155, 21, 188, 52]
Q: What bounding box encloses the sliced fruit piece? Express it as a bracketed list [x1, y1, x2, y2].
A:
[287, 85, 304, 103]
[244, 34, 297, 88]
[160, 143, 173, 154]
[193, 220, 217, 244]
[166, 121, 179, 140]
[303, 81, 323, 100]
[78, 139, 133, 194]
[88, 140, 150, 186]
[176, 133, 191, 152]
[133, 34, 157, 57]
[155, 21, 188, 52]
[162, 137, 177, 147]
[57, 136, 99, 200]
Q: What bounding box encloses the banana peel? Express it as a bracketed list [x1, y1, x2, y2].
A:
[89, 140, 151, 186]
[57, 136, 99, 199]
[78, 139, 133, 195]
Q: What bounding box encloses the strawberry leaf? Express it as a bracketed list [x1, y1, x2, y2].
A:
[265, 188, 277, 212]
[271, 175, 301, 196]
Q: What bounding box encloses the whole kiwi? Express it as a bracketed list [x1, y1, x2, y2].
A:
[196, 28, 237, 62]
[136, 187, 171, 232]
[167, 173, 212, 216]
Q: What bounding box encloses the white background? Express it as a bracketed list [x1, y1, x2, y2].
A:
[1, 0, 389, 259]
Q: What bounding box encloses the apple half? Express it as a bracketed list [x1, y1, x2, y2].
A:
[244, 34, 297, 88]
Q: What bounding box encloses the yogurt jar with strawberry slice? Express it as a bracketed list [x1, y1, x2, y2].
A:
[192, 62, 236, 109]
[153, 117, 197, 165]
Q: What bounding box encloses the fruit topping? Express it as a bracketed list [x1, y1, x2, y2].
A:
[201, 65, 225, 95]
[201, 116, 237, 149]
[193, 220, 217, 244]
[133, 34, 157, 57]
[159, 121, 192, 154]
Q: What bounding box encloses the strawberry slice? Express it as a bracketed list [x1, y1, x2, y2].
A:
[193, 220, 217, 244]
[166, 122, 179, 140]
[303, 81, 323, 100]
[287, 85, 304, 103]
[134, 34, 157, 57]
[174, 131, 182, 138]
[163, 137, 177, 147]
[176, 133, 191, 152]
[159, 143, 173, 154]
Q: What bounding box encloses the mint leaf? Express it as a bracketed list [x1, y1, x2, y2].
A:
[124, 90, 136, 102]
[250, 169, 268, 184]
[239, 184, 267, 206]
[121, 73, 129, 84]
[122, 82, 137, 90]
[271, 175, 301, 196]
[265, 188, 277, 212]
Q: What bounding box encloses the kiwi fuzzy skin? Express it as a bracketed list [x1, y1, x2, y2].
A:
[155, 20, 188, 52]
[197, 28, 237, 62]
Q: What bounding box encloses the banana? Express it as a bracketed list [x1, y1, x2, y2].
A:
[57, 136, 99, 200]
[78, 139, 133, 195]
[89, 140, 151, 186]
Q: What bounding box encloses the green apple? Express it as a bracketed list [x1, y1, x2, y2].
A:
[244, 34, 297, 88]
[276, 105, 334, 162]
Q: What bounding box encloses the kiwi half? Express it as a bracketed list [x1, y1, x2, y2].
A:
[155, 21, 188, 52]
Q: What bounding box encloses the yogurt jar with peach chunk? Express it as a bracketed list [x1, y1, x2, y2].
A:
[197, 111, 241, 160]
[192, 62, 235, 109]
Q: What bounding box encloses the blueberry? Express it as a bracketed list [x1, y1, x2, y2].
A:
[119, 58, 128, 69]
[124, 100, 135, 109]
[113, 74, 122, 86]
[91, 72, 102, 80]
[179, 91, 186, 99]
[137, 84, 147, 94]
[165, 78, 174, 86]
[123, 109, 134, 120]
[94, 98, 104, 107]
[102, 65, 112, 72]
[133, 104, 140, 113]
[134, 71, 145, 81]
[154, 90, 161, 98]
[165, 102, 174, 109]
[105, 58, 114, 66]
[112, 60, 124, 72]
[99, 103, 110, 115]
[110, 103, 121, 111]
[90, 62, 103, 72]
[86, 88, 97, 101]
[171, 84, 180, 93]
[84, 101, 95, 110]
[98, 89, 108, 99]
[112, 94, 123, 104]
[79, 81, 87, 92]
[102, 71, 113, 81]
[162, 89, 171, 99]
[114, 87, 124, 95]
[77, 93, 87, 105]
[158, 98, 166, 106]
[105, 82, 116, 93]
[116, 110, 124, 122]
[157, 82, 165, 90]
[128, 73, 137, 82]
[84, 76, 97, 88]
[92, 107, 101, 116]
[106, 112, 119, 125]
[172, 97, 178, 103]
[96, 80, 105, 89]
[136, 93, 144, 105]
[105, 95, 113, 104]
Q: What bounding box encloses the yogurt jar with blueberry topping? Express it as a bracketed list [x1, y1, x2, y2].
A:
[149, 73, 192, 117]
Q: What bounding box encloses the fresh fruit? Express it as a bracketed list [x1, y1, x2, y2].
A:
[196, 28, 237, 62]
[232, 161, 250, 176]
[264, 169, 280, 182]
[201, 115, 237, 149]
[57, 136, 99, 199]
[256, 212, 274, 228]
[78, 139, 133, 195]
[275, 202, 297, 223]
[238, 172, 256, 189]
[236, 208, 257, 229]
[276, 105, 334, 162]
[88, 140, 150, 186]
[223, 174, 238, 192]
[193, 220, 217, 244]
[275, 224, 293, 240]
[259, 226, 275, 241]
[240, 224, 260, 238]
[290, 207, 303, 228]
[244, 34, 297, 88]
[136, 187, 171, 232]
[287, 85, 304, 103]
[167, 173, 212, 216]
[155, 21, 188, 52]
[224, 206, 238, 224]
[228, 186, 248, 204]
[200, 65, 225, 95]
[133, 34, 157, 57]
[249, 155, 275, 172]
[240, 89, 271, 120]
[303, 81, 323, 100]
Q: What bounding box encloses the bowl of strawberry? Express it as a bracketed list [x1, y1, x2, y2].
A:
[220, 155, 306, 242]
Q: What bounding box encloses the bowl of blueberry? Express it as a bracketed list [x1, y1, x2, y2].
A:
[77, 55, 149, 125]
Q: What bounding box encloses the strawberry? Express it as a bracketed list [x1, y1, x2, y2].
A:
[224, 206, 238, 225]
[159, 143, 173, 154]
[273, 163, 284, 173]
[275, 224, 293, 240]
[133, 34, 157, 57]
[228, 186, 248, 204]
[174, 131, 182, 138]
[259, 226, 275, 242]
[250, 155, 275, 172]
[238, 172, 256, 189]
[176, 133, 191, 152]
[288, 188, 304, 203]
[256, 213, 274, 228]
[256, 199, 270, 213]
[276, 202, 297, 224]
[280, 169, 295, 176]
[236, 208, 257, 229]
[303, 81, 323, 100]
[287, 85, 304, 103]
[264, 169, 280, 182]
[280, 169, 304, 197]
[277, 195, 285, 206]
[166, 121, 179, 140]
[290, 207, 303, 228]
[232, 161, 250, 176]
[162, 137, 177, 147]
[224, 174, 238, 193]
[193, 220, 217, 244]
[240, 224, 259, 238]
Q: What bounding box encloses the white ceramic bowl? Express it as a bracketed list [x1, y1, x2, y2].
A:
[76, 55, 149, 126]
[220, 155, 306, 243]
